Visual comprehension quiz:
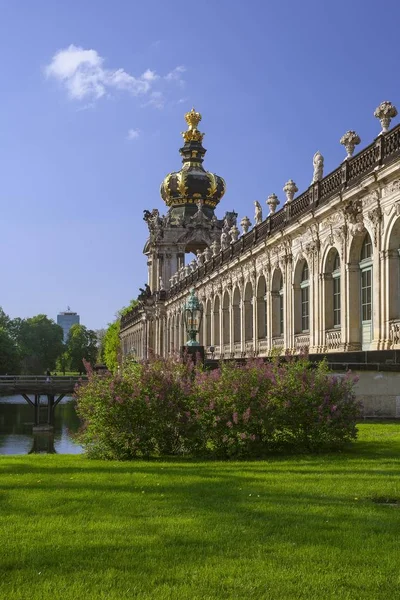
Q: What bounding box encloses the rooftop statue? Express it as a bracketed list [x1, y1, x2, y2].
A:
[254, 201, 262, 225]
[312, 151, 324, 183]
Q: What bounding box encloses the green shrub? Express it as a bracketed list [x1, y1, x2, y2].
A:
[75, 355, 361, 460]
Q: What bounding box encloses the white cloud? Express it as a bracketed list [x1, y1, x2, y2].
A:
[147, 91, 165, 109]
[45, 45, 185, 107]
[165, 65, 186, 87]
[127, 128, 140, 140]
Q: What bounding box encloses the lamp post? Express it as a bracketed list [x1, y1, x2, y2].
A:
[181, 288, 205, 363]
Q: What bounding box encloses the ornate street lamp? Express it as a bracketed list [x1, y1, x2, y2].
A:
[183, 288, 204, 346]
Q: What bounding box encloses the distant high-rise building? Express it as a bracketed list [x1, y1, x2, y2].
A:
[57, 307, 80, 343]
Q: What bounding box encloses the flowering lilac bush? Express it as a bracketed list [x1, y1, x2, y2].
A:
[75, 355, 361, 460]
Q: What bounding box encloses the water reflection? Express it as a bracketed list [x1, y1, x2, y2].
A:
[0, 396, 83, 455]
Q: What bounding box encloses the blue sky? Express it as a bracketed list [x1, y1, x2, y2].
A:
[0, 0, 399, 331]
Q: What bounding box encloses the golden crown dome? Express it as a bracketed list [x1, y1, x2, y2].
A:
[160, 109, 226, 209]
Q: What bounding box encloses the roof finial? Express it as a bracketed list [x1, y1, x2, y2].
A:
[182, 108, 204, 142]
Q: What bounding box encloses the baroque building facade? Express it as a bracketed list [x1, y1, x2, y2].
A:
[120, 103, 400, 369]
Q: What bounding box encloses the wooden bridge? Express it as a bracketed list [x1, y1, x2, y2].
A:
[0, 376, 87, 430]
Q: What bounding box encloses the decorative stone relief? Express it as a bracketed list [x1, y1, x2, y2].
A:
[366, 207, 383, 246]
[383, 180, 400, 197]
[333, 224, 348, 259]
[362, 190, 379, 209]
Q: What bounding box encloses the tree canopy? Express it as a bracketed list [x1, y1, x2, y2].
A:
[0, 327, 20, 374]
[15, 314, 64, 374]
[66, 324, 98, 374]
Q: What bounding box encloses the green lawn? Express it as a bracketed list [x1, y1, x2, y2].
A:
[1, 423, 400, 600]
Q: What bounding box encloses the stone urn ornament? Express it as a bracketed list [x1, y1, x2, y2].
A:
[374, 101, 398, 134]
[340, 130, 361, 159]
[266, 193, 280, 215]
[283, 180, 298, 204]
[240, 216, 251, 234]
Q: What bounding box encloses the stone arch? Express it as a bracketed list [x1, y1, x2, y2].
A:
[257, 274, 267, 339]
[222, 290, 230, 346]
[244, 281, 253, 341]
[213, 295, 220, 346]
[232, 286, 241, 343]
[293, 257, 309, 334]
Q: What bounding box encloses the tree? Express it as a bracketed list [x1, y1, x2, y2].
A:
[66, 324, 98, 374]
[103, 321, 121, 373]
[0, 307, 11, 331]
[0, 327, 20, 374]
[16, 315, 64, 374]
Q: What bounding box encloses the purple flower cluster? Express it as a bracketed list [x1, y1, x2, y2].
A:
[74, 355, 361, 460]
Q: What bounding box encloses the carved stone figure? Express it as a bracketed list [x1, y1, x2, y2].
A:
[190, 259, 197, 272]
[240, 216, 251, 234]
[340, 131, 361, 159]
[159, 277, 165, 291]
[283, 180, 298, 203]
[138, 283, 152, 302]
[204, 247, 212, 262]
[223, 211, 238, 232]
[374, 101, 398, 134]
[266, 194, 280, 215]
[197, 250, 204, 266]
[229, 224, 239, 242]
[254, 201, 262, 225]
[220, 230, 229, 250]
[211, 239, 220, 256]
[312, 151, 324, 183]
[184, 264, 191, 277]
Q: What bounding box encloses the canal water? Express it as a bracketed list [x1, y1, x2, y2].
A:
[0, 396, 83, 455]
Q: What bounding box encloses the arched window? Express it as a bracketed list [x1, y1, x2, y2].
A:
[279, 274, 284, 335]
[360, 233, 373, 348]
[332, 252, 341, 327]
[300, 263, 309, 332]
[257, 275, 267, 339]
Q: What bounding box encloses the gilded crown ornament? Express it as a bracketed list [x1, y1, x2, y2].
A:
[182, 107, 204, 143]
